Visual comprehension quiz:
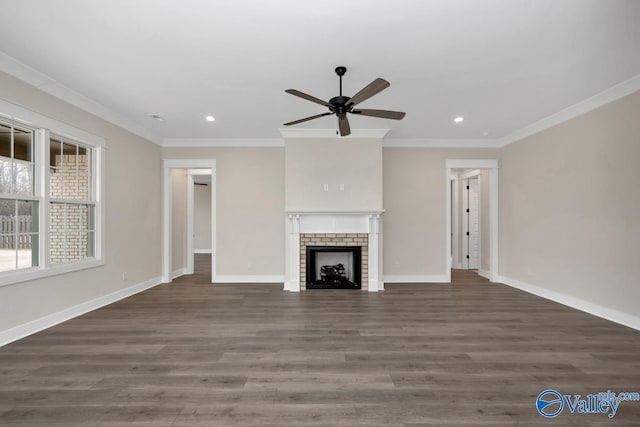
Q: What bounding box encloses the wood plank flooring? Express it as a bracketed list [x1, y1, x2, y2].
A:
[0, 255, 639, 426]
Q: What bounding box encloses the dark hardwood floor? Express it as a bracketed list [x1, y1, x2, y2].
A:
[0, 255, 638, 426]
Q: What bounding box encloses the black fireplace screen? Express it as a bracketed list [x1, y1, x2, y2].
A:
[306, 246, 361, 289]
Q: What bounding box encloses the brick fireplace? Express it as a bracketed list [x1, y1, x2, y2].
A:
[284, 212, 382, 292]
[300, 233, 368, 290]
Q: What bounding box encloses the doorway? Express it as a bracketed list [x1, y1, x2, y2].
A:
[162, 159, 216, 283]
[445, 160, 498, 283]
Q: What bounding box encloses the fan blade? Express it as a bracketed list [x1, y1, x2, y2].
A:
[347, 78, 390, 107]
[285, 89, 331, 107]
[284, 112, 333, 126]
[351, 109, 406, 120]
[338, 114, 351, 136]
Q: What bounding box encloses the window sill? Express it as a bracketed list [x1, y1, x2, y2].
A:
[0, 258, 106, 287]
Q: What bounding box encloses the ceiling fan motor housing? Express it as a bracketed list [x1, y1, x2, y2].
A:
[329, 96, 352, 115]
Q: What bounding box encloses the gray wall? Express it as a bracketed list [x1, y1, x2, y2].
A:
[161, 147, 285, 277]
[285, 137, 383, 211]
[194, 183, 212, 251]
[500, 90, 640, 318]
[171, 169, 188, 274]
[382, 147, 500, 278]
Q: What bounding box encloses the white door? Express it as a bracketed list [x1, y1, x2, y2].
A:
[463, 177, 480, 269]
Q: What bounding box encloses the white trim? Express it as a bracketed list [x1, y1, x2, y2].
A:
[447, 159, 499, 170]
[214, 275, 284, 283]
[383, 138, 501, 148]
[462, 177, 469, 270]
[186, 174, 195, 275]
[499, 275, 640, 331]
[194, 249, 212, 254]
[163, 138, 283, 147]
[450, 178, 459, 270]
[459, 169, 482, 180]
[187, 169, 213, 176]
[0, 52, 161, 145]
[383, 275, 449, 283]
[445, 159, 499, 283]
[278, 128, 390, 139]
[172, 268, 187, 279]
[286, 210, 385, 215]
[478, 269, 491, 279]
[162, 159, 217, 284]
[0, 259, 105, 287]
[0, 98, 105, 148]
[0, 276, 163, 347]
[498, 74, 640, 147]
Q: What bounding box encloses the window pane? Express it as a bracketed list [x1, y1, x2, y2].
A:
[17, 200, 38, 233]
[17, 237, 38, 268]
[78, 145, 90, 200]
[0, 123, 11, 158]
[0, 235, 15, 272]
[50, 138, 62, 198]
[49, 202, 94, 264]
[0, 157, 10, 195]
[13, 127, 33, 163]
[50, 202, 65, 263]
[13, 162, 32, 196]
[0, 199, 38, 271]
[17, 200, 38, 269]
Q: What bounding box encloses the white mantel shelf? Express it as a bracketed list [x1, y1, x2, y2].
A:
[286, 210, 385, 215]
[284, 211, 384, 293]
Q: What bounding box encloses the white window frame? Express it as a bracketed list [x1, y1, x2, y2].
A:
[0, 100, 105, 287]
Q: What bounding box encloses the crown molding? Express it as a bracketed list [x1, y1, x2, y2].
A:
[383, 138, 502, 148]
[162, 138, 284, 147]
[278, 128, 390, 139]
[498, 73, 640, 147]
[0, 52, 162, 145]
[0, 98, 105, 147]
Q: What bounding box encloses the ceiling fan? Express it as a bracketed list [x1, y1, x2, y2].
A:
[284, 66, 405, 136]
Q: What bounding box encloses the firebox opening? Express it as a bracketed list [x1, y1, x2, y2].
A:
[306, 246, 362, 289]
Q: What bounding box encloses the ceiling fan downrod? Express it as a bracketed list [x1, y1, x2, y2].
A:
[335, 66, 347, 97]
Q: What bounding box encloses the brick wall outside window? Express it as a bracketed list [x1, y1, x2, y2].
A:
[50, 154, 90, 263]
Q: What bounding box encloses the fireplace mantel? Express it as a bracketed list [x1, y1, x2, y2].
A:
[284, 210, 383, 292]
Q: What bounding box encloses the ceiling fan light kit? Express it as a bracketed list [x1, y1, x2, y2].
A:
[284, 66, 405, 136]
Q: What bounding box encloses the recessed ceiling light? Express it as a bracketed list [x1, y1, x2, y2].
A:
[205, 115, 215, 122]
[483, 131, 490, 136]
[149, 114, 164, 121]
[453, 116, 464, 123]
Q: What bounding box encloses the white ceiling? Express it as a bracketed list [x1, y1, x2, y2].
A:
[0, 0, 639, 144]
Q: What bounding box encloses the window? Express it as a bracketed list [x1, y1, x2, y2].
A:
[49, 137, 95, 263]
[0, 103, 104, 286]
[0, 122, 38, 272]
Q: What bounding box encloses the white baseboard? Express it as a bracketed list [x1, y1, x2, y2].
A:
[194, 249, 212, 254]
[498, 275, 640, 331]
[172, 268, 187, 279]
[214, 275, 285, 283]
[383, 274, 449, 283]
[478, 269, 491, 279]
[0, 276, 163, 347]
